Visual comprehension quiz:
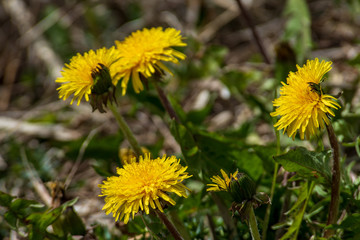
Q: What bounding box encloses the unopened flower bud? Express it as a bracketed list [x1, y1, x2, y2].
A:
[229, 173, 256, 203]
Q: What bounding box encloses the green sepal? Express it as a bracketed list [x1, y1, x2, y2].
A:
[228, 173, 256, 203]
[90, 63, 117, 113]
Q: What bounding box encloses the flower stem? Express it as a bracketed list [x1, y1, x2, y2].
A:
[324, 123, 340, 238]
[108, 103, 143, 158]
[152, 78, 181, 124]
[248, 205, 261, 240]
[263, 99, 281, 240]
[262, 163, 278, 240]
[155, 210, 184, 240]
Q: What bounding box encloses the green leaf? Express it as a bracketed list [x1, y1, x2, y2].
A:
[0, 192, 49, 237]
[170, 120, 267, 181]
[9, 198, 43, 219]
[60, 197, 79, 209]
[10, 198, 40, 212]
[170, 121, 199, 164]
[4, 211, 17, 229]
[330, 213, 360, 239]
[252, 145, 277, 175]
[26, 198, 81, 238]
[50, 198, 85, 236]
[191, 129, 245, 175]
[27, 210, 61, 240]
[27, 210, 60, 231]
[57, 208, 86, 236]
[333, 213, 360, 231]
[233, 149, 264, 181]
[0, 191, 15, 208]
[273, 147, 332, 184]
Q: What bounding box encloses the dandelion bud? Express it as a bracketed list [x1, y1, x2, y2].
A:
[228, 173, 256, 203]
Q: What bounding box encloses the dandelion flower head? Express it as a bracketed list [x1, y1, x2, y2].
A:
[114, 27, 186, 95]
[99, 154, 191, 224]
[207, 169, 239, 192]
[56, 47, 120, 105]
[270, 58, 341, 140]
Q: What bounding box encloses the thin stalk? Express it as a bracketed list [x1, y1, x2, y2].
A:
[324, 123, 340, 238]
[262, 163, 278, 240]
[109, 103, 143, 158]
[248, 205, 261, 240]
[263, 89, 281, 240]
[152, 78, 181, 124]
[155, 210, 184, 240]
[235, 0, 271, 64]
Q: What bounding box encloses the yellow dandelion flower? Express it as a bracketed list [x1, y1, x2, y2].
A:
[98, 154, 191, 224]
[207, 169, 239, 192]
[270, 58, 341, 140]
[56, 47, 120, 106]
[114, 27, 186, 95]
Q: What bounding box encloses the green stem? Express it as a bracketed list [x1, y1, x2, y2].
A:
[155, 210, 184, 240]
[324, 123, 341, 238]
[109, 103, 143, 158]
[248, 205, 261, 240]
[262, 162, 279, 240]
[263, 90, 281, 240]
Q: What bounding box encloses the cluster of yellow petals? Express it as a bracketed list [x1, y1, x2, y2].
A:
[56, 27, 186, 105]
[271, 58, 341, 140]
[56, 47, 120, 105]
[207, 169, 239, 192]
[98, 154, 191, 224]
[114, 27, 187, 95]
